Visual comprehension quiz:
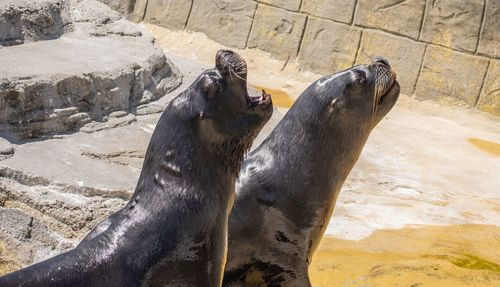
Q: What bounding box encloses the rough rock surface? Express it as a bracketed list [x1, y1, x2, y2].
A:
[298, 17, 361, 74]
[144, 0, 192, 30]
[0, 0, 182, 139]
[420, 0, 484, 52]
[477, 0, 500, 58]
[248, 4, 307, 59]
[355, 30, 426, 95]
[301, 0, 356, 24]
[415, 45, 489, 105]
[0, 0, 72, 46]
[187, 0, 256, 49]
[354, 0, 426, 40]
[98, 0, 147, 22]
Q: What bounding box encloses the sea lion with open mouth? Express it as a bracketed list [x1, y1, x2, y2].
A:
[223, 57, 400, 287]
[0, 50, 273, 287]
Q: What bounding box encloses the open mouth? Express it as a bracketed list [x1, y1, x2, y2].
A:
[248, 89, 272, 108]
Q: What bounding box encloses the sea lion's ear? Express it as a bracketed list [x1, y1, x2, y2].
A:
[330, 98, 338, 109]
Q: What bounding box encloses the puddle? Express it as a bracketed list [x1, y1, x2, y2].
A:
[451, 254, 500, 272]
[310, 224, 500, 287]
[252, 85, 295, 109]
[468, 138, 500, 156]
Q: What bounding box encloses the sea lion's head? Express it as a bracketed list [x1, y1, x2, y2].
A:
[171, 49, 273, 175]
[307, 56, 400, 131]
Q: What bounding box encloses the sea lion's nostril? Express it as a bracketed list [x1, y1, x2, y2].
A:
[373, 56, 391, 68]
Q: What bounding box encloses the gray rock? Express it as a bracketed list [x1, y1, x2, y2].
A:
[354, 0, 426, 40]
[187, 0, 256, 49]
[248, 4, 307, 59]
[415, 45, 489, 105]
[298, 17, 361, 74]
[355, 30, 426, 94]
[477, 60, 500, 116]
[301, 0, 356, 24]
[144, 0, 193, 30]
[80, 114, 137, 133]
[0, 0, 182, 139]
[72, 0, 122, 24]
[136, 103, 165, 115]
[258, 0, 301, 11]
[477, 0, 499, 58]
[420, 0, 484, 52]
[0, 0, 72, 46]
[0, 138, 14, 161]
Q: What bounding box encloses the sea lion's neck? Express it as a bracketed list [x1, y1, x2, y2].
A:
[131, 107, 236, 204]
[257, 104, 371, 252]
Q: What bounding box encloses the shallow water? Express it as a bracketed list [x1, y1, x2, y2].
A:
[310, 224, 500, 286]
[251, 85, 295, 109]
[468, 138, 500, 156]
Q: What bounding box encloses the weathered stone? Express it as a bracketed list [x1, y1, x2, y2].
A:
[248, 4, 307, 59]
[415, 45, 489, 105]
[187, 0, 256, 49]
[420, 0, 484, 52]
[355, 30, 426, 94]
[298, 17, 361, 74]
[301, 0, 356, 24]
[0, 0, 72, 46]
[258, 0, 301, 11]
[354, 0, 425, 40]
[0, 138, 15, 161]
[0, 0, 182, 139]
[144, 0, 192, 30]
[98, 0, 148, 22]
[477, 0, 499, 58]
[477, 60, 500, 116]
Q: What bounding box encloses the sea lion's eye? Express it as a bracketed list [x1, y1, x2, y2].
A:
[203, 76, 220, 96]
[352, 70, 366, 84]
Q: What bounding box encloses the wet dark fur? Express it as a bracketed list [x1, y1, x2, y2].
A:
[0, 50, 272, 287]
[223, 58, 400, 287]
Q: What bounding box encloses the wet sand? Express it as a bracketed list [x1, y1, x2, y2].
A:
[311, 225, 500, 287]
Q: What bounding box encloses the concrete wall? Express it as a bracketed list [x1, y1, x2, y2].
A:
[102, 0, 499, 117]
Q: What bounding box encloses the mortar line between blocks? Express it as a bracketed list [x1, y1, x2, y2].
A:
[474, 59, 490, 107]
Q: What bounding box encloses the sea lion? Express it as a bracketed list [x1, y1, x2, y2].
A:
[0, 50, 273, 287]
[223, 57, 400, 286]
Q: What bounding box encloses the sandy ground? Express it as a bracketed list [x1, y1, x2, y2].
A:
[144, 25, 500, 286]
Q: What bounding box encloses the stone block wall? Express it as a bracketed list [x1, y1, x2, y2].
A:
[102, 0, 499, 117]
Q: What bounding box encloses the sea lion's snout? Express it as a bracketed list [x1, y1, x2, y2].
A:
[372, 56, 397, 99]
[216, 49, 247, 80]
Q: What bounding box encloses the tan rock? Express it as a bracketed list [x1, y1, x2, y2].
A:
[415, 45, 489, 105]
[258, 0, 301, 11]
[298, 17, 360, 74]
[248, 4, 307, 59]
[477, 60, 500, 116]
[98, 0, 147, 22]
[354, 0, 426, 40]
[477, 0, 500, 58]
[355, 30, 426, 94]
[187, 0, 256, 49]
[144, 0, 192, 30]
[301, 0, 356, 24]
[420, 0, 484, 52]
